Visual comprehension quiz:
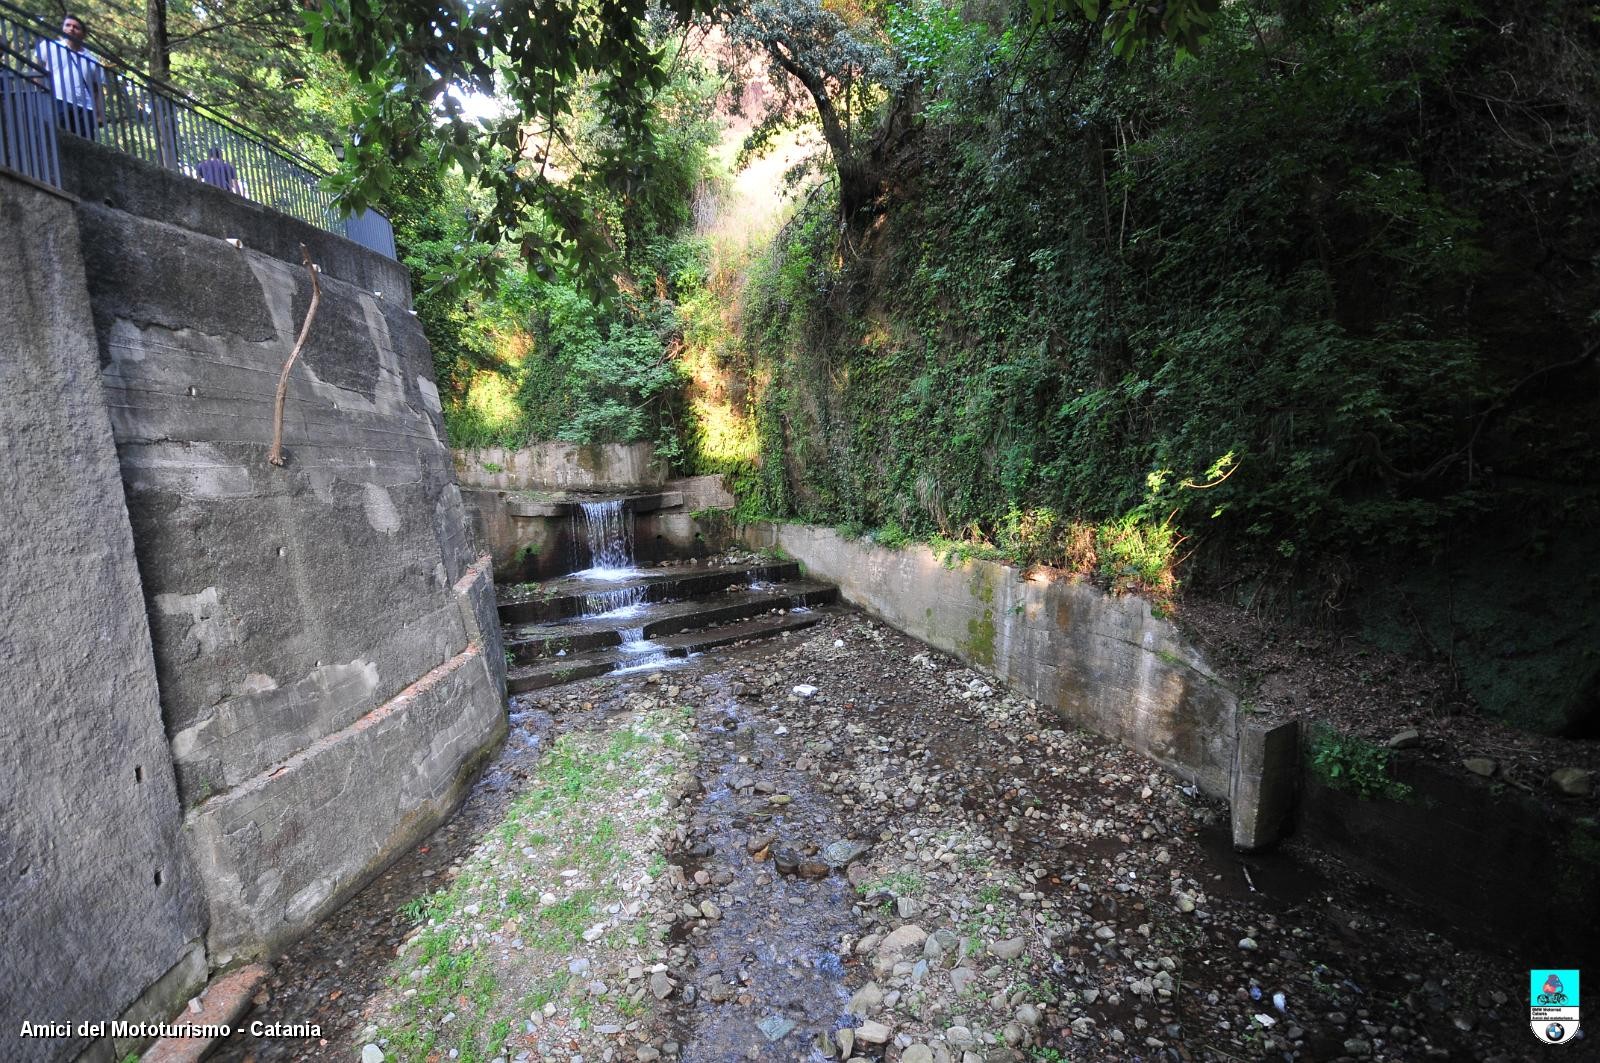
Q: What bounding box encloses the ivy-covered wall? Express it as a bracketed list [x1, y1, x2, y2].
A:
[716, 0, 1600, 734]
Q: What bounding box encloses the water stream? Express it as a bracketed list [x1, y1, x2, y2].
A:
[572, 499, 674, 671]
[575, 499, 637, 576]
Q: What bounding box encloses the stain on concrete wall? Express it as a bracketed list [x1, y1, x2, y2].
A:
[0, 178, 205, 1063]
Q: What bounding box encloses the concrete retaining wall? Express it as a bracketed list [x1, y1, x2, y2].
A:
[741, 523, 1241, 799]
[2, 143, 508, 1059]
[1296, 754, 1600, 958]
[80, 197, 507, 960]
[0, 178, 206, 1063]
[454, 442, 667, 491]
[59, 134, 410, 302]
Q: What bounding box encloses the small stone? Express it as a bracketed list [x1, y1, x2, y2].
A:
[949, 968, 976, 995]
[793, 684, 819, 698]
[1344, 1037, 1373, 1057]
[699, 901, 721, 920]
[1551, 767, 1592, 796]
[758, 1015, 796, 1042]
[1238, 937, 1258, 951]
[848, 982, 884, 1018]
[1175, 893, 1195, 913]
[1015, 1004, 1041, 1026]
[1462, 757, 1496, 777]
[823, 840, 871, 866]
[649, 972, 674, 1000]
[896, 897, 922, 918]
[873, 925, 928, 973]
[902, 1045, 934, 1063]
[1387, 729, 1421, 750]
[636, 1049, 660, 1062]
[854, 1021, 891, 1045]
[836, 1028, 854, 1057]
[362, 1046, 385, 1063]
[989, 937, 1025, 960]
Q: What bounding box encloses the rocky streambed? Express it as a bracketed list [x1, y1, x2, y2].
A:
[216, 612, 1554, 1063]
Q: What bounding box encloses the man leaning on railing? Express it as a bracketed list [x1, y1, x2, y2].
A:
[33, 12, 103, 141]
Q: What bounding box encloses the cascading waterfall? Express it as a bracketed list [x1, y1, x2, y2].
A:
[577, 500, 636, 576]
[575, 499, 646, 615]
[613, 624, 669, 672]
[571, 499, 672, 671]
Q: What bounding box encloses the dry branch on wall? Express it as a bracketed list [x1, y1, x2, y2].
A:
[267, 244, 322, 467]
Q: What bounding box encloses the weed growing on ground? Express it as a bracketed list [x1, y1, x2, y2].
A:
[1306, 724, 1413, 801]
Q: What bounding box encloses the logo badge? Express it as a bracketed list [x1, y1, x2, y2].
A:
[1531, 969, 1581, 1045]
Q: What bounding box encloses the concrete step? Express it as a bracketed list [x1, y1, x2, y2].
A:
[505, 580, 839, 663]
[496, 560, 804, 626]
[506, 607, 839, 693]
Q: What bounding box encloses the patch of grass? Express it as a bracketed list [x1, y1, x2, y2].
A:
[376, 709, 686, 1061]
[525, 888, 599, 951]
[524, 972, 573, 1010]
[863, 869, 925, 897]
[398, 891, 451, 925]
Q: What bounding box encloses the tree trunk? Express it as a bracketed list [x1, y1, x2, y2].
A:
[146, 0, 169, 81]
[767, 43, 878, 220]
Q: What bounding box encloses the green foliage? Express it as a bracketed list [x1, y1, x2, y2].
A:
[1306, 725, 1413, 801]
[718, 0, 1600, 641]
[308, 0, 714, 294]
[371, 51, 719, 451]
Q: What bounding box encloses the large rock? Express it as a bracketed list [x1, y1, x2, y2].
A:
[1550, 767, 1592, 797]
[872, 925, 928, 974]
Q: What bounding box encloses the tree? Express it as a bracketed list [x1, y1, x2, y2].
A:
[719, 0, 904, 220]
[306, 0, 715, 295]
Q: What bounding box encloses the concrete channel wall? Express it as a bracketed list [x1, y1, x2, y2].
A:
[2, 146, 508, 1061]
[739, 522, 1596, 954]
[739, 523, 1249, 802]
[461, 466, 735, 582]
[1, 173, 208, 1063]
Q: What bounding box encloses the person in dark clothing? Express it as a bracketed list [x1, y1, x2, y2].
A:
[196, 147, 241, 194]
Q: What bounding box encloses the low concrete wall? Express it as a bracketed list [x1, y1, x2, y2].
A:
[454, 442, 668, 491]
[463, 474, 736, 581]
[1297, 755, 1600, 958]
[0, 176, 205, 1063]
[741, 523, 1240, 799]
[461, 487, 578, 583]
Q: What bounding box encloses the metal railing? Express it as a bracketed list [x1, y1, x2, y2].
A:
[0, 0, 394, 259]
[0, 33, 59, 186]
